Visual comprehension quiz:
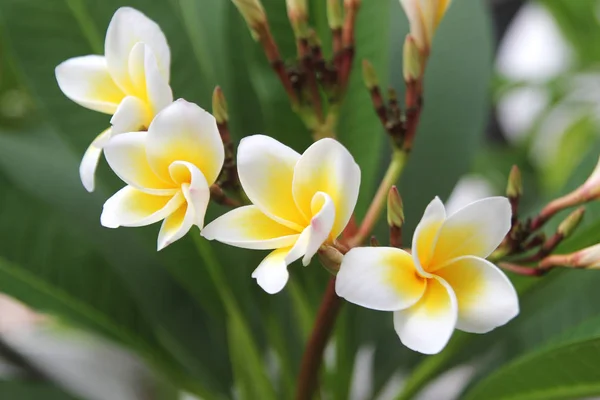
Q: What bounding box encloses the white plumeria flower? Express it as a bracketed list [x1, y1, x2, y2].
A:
[100, 99, 224, 250]
[400, 0, 451, 52]
[202, 136, 360, 294]
[55, 7, 173, 192]
[336, 197, 519, 354]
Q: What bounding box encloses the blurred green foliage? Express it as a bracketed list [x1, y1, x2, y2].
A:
[0, 0, 599, 399]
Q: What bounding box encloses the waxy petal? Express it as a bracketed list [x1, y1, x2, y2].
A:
[80, 128, 112, 192]
[252, 247, 293, 294]
[412, 196, 445, 275]
[170, 161, 211, 228]
[103, 132, 176, 194]
[101, 187, 184, 228]
[436, 256, 519, 333]
[428, 197, 511, 270]
[105, 7, 170, 94]
[110, 95, 151, 134]
[336, 247, 426, 311]
[157, 203, 191, 251]
[202, 206, 300, 250]
[393, 276, 457, 354]
[146, 99, 224, 185]
[55, 55, 124, 114]
[292, 138, 360, 239]
[301, 192, 336, 266]
[127, 43, 173, 116]
[400, 0, 427, 49]
[237, 135, 306, 231]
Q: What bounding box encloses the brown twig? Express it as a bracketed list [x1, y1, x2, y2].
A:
[403, 79, 423, 152]
[299, 38, 324, 123]
[295, 278, 343, 400]
[210, 185, 242, 208]
[337, 0, 360, 94]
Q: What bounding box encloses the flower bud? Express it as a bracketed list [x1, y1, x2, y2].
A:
[506, 165, 522, 199]
[575, 244, 600, 269]
[403, 35, 422, 82]
[400, 0, 451, 52]
[387, 186, 404, 228]
[362, 60, 378, 90]
[212, 86, 228, 125]
[232, 0, 267, 38]
[318, 245, 344, 274]
[581, 156, 600, 199]
[287, 0, 309, 39]
[327, 0, 343, 30]
[557, 207, 585, 239]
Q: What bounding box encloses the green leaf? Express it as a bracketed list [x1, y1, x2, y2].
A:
[464, 315, 600, 400]
[0, 380, 78, 400]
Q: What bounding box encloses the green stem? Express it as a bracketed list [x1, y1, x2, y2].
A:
[349, 150, 408, 247]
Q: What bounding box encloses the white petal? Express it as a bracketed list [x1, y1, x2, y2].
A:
[292, 138, 361, 239]
[393, 276, 457, 354]
[300, 192, 336, 266]
[436, 256, 519, 333]
[400, 0, 427, 49]
[202, 206, 300, 250]
[157, 203, 193, 251]
[429, 197, 511, 270]
[237, 135, 306, 231]
[411, 196, 446, 275]
[252, 247, 292, 294]
[126, 43, 173, 116]
[103, 132, 177, 194]
[105, 7, 170, 93]
[79, 128, 112, 192]
[336, 247, 426, 311]
[146, 99, 224, 185]
[169, 161, 211, 229]
[55, 55, 124, 114]
[110, 95, 151, 134]
[101, 186, 184, 228]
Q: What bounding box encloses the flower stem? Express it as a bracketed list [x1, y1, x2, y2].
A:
[349, 150, 408, 247]
[295, 278, 343, 400]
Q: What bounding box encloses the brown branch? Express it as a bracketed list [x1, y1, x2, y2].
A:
[295, 278, 343, 400]
[210, 184, 242, 208]
[299, 38, 324, 123]
[402, 79, 423, 152]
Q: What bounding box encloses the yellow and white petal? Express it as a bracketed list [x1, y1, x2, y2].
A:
[202, 206, 300, 250]
[237, 135, 306, 230]
[110, 95, 151, 134]
[393, 276, 457, 354]
[105, 7, 170, 93]
[55, 55, 124, 114]
[336, 247, 426, 312]
[170, 161, 211, 229]
[252, 247, 293, 294]
[435, 256, 519, 334]
[80, 128, 112, 192]
[412, 196, 446, 275]
[126, 43, 173, 116]
[101, 186, 184, 228]
[292, 138, 361, 239]
[157, 202, 193, 251]
[399, 0, 427, 50]
[103, 132, 176, 193]
[146, 99, 224, 185]
[429, 197, 511, 270]
[434, 0, 451, 28]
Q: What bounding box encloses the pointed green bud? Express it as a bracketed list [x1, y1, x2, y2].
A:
[231, 0, 267, 38]
[318, 245, 344, 274]
[403, 35, 422, 82]
[387, 186, 404, 228]
[558, 207, 585, 239]
[361, 60, 378, 90]
[506, 165, 522, 199]
[212, 86, 228, 124]
[287, 0, 309, 38]
[327, 0, 343, 30]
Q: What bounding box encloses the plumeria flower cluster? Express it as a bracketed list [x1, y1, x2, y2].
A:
[55, 4, 520, 357]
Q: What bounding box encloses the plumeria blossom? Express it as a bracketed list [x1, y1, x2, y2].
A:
[202, 136, 360, 294]
[336, 197, 519, 354]
[55, 7, 173, 192]
[400, 0, 451, 52]
[100, 99, 224, 250]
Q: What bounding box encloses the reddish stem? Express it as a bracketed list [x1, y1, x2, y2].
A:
[295, 278, 343, 400]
